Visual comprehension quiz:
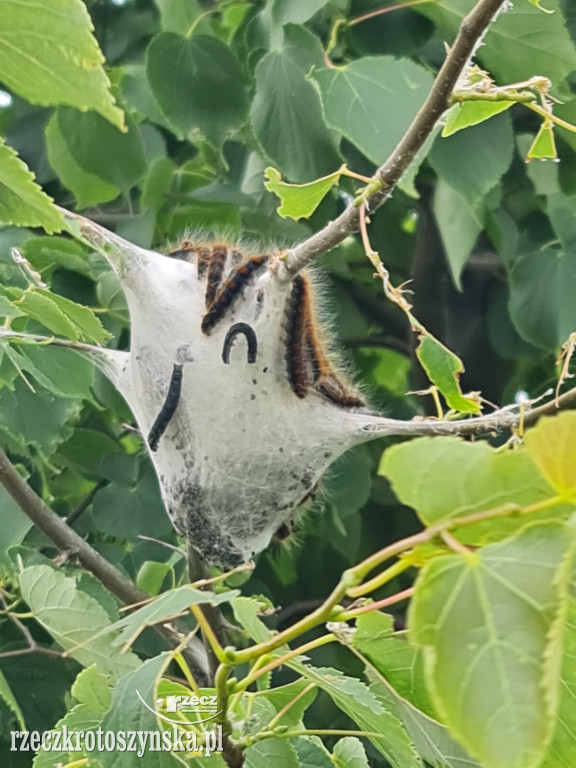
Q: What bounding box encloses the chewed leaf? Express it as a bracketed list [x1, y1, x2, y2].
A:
[527, 123, 557, 161]
[442, 100, 515, 137]
[415, 334, 481, 413]
[264, 166, 344, 220]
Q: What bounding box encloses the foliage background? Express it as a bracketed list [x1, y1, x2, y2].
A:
[2, 0, 576, 766]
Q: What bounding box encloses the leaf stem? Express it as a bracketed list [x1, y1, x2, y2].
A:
[347, 555, 415, 598]
[191, 605, 227, 665]
[233, 634, 337, 693]
[526, 103, 576, 135]
[348, 0, 435, 26]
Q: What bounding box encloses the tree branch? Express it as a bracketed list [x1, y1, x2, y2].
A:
[356, 384, 576, 441]
[0, 448, 209, 683]
[280, 0, 505, 278]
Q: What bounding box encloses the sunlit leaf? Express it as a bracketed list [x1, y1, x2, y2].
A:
[264, 166, 343, 220]
[410, 522, 574, 768]
[442, 101, 515, 137]
[415, 334, 481, 413]
[527, 123, 557, 161]
[0, 137, 64, 234]
[0, 0, 123, 128]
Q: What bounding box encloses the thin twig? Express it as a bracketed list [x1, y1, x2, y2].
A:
[0, 448, 209, 683]
[280, 0, 506, 278]
[0, 591, 64, 659]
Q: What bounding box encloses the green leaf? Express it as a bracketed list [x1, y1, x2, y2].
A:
[0, 378, 80, 453]
[245, 738, 300, 768]
[421, 0, 576, 84]
[146, 33, 248, 141]
[57, 428, 122, 477]
[409, 522, 574, 768]
[354, 622, 435, 718]
[0, 290, 24, 319]
[21, 235, 93, 278]
[442, 101, 516, 137]
[108, 584, 239, 648]
[45, 114, 119, 209]
[57, 108, 146, 193]
[38, 289, 109, 344]
[509, 246, 576, 350]
[323, 448, 373, 519]
[353, 612, 394, 653]
[524, 412, 576, 501]
[249, 679, 317, 728]
[0, 668, 25, 729]
[19, 564, 141, 678]
[311, 56, 434, 166]
[231, 595, 275, 643]
[293, 665, 421, 768]
[71, 665, 112, 715]
[11, 286, 110, 344]
[432, 180, 483, 290]
[154, 0, 202, 33]
[32, 703, 101, 768]
[268, 0, 329, 30]
[430, 112, 514, 205]
[92, 467, 173, 539]
[548, 193, 576, 252]
[379, 436, 561, 531]
[251, 27, 340, 182]
[333, 737, 370, 768]
[0, 136, 64, 234]
[0, 482, 33, 571]
[539, 554, 576, 767]
[368, 670, 481, 768]
[517, 134, 559, 196]
[397, 126, 439, 198]
[527, 123, 557, 161]
[141, 156, 176, 211]
[137, 560, 173, 596]
[15, 346, 94, 400]
[96, 654, 182, 768]
[415, 334, 481, 413]
[10, 289, 78, 339]
[292, 737, 333, 768]
[264, 166, 342, 220]
[0, 0, 123, 128]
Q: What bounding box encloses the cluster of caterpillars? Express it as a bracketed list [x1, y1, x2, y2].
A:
[147, 241, 363, 453]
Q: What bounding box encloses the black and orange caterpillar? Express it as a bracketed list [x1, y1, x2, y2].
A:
[168, 239, 364, 409]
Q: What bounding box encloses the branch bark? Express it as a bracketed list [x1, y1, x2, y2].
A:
[356, 384, 576, 440]
[280, 0, 505, 278]
[0, 449, 209, 683]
